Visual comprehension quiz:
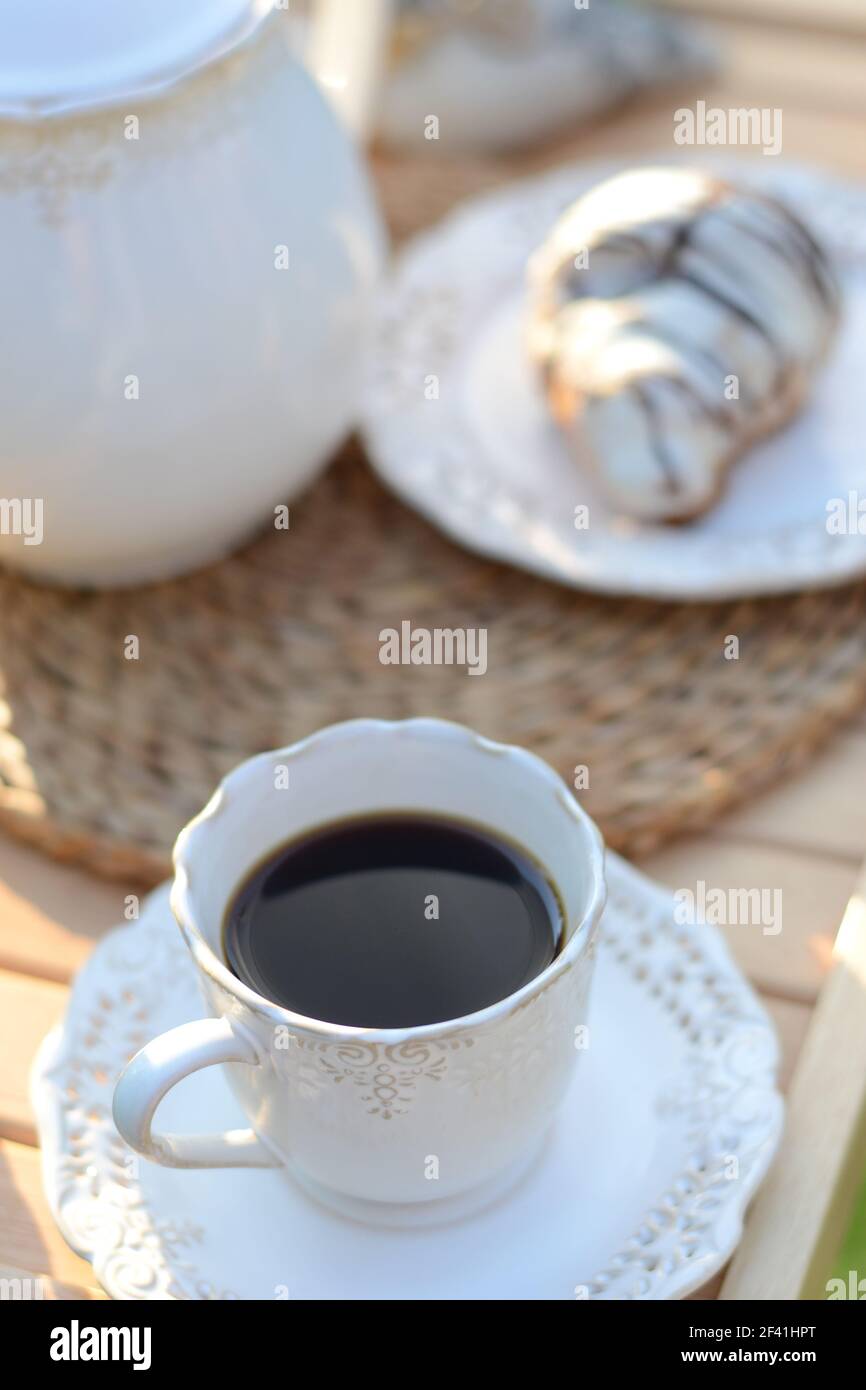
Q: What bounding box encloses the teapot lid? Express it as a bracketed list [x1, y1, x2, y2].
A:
[0, 0, 272, 118]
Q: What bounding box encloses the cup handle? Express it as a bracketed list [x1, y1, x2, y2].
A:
[112, 1016, 279, 1169]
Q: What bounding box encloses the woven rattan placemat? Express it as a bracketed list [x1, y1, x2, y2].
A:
[2, 146, 866, 885]
[2, 443, 866, 886]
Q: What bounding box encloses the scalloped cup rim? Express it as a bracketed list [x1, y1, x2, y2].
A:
[170, 716, 607, 1046]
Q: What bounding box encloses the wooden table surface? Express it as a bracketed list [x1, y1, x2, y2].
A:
[2, 0, 866, 1300]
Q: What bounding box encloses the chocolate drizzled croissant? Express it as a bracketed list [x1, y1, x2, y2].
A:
[528, 167, 840, 522]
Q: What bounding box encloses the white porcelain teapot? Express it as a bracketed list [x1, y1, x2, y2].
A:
[0, 0, 386, 586]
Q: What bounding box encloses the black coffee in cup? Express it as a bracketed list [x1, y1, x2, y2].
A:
[223, 813, 563, 1028]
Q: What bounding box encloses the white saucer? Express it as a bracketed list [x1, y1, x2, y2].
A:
[361, 158, 866, 601]
[32, 853, 783, 1300]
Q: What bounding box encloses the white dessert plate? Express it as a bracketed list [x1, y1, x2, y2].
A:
[32, 854, 782, 1300]
[361, 158, 866, 600]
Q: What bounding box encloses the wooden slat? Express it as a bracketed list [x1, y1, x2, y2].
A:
[0, 1263, 105, 1301]
[719, 21, 866, 117]
[0, 1139, 106, 1289]
[606, 97, 866, 180]
[721, 859, 866, 1299]
[761, 995, 812, 1093]
[659, 0, 866, 40]
[687, 1271, 725, 1300]
[523, 80, 866, 181]
[716, 730, 866, 864]
[641, 840, 857, 1002]
[0, 837, 125, 983]
[0, 969, 68, 1146]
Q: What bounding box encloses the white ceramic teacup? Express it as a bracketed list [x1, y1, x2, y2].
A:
[113, 718, 606, 1225]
